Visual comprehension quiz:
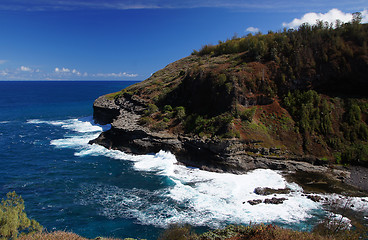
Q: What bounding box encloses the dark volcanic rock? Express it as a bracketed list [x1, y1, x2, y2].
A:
[307, 195, 322, 202]
[254, 187, 291, 196]
[93, 96, 120, 125]
[264, 197, 288, 204]
[247, 199, 262, 205]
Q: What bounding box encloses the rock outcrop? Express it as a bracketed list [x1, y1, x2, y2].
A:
[90, 94, 349, 178]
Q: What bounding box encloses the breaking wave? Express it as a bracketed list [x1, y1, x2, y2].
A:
[28, 117, 368, 229]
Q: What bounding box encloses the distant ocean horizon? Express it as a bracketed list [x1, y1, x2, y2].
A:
[0, 81, 367, 239]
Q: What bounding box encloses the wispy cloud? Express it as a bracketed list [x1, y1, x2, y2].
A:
[0, 65, 138, 80]
[283, 8, 368, 29]
[0, 60, 7, 64]
[94, 72, 138, 78]
[246, 27, 260, 33]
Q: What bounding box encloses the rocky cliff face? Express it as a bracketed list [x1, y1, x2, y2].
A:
[90, 24, 368, 185]
[90, 94, 346, 178]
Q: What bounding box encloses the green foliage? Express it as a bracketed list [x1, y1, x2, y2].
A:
[193, 21, 368, 98]
[239, 107, 256, 123]
[105, 91, 122, 100]
[163, 105, 173, 113]
[144, 104, 158, 116]
[340, 100, 368, 142]
[175, 106, 186, 121]
[283, 90, 332, 135]
[341, 143, 368, 165]
[0, 192, 42, 239]
[138, 117, 153, 126]
[184, 113, 234, 138]
[344, 101, 361, 125]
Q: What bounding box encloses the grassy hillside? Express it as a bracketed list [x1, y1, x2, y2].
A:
[109, 20, 368, 166]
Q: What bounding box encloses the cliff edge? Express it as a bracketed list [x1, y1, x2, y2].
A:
[90, 22, 368, 191]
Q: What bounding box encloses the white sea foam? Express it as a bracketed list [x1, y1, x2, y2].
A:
[27, 116, 111, 133]
[33, 116, 368, 228]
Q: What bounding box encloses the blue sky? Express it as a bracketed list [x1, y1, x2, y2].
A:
[0, 0, 367, 80]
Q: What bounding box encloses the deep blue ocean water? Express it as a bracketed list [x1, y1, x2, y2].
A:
[0, 81, 367, 240]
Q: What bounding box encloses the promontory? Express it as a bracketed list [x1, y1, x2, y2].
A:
[90, 21, 368, 192]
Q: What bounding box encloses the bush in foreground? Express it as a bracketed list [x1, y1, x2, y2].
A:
[0, 192, 42, 239]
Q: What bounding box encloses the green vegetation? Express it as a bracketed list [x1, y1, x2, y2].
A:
[143, 104, 158, 116]
[0, 192, 42, 239]
[194, 19, 368, 96]
[283, 90, 368, 165]
[184, 113, 234, 138]
[120, 20, 368, 165]
[283, 90, 332, 136]
[238, 107, 256, 123]
[175, 106, 186, 120]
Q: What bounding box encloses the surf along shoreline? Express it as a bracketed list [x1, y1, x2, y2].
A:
[90, 93, 368, 198]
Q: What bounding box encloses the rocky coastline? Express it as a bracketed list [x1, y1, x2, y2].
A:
[89, 94, 368, 196]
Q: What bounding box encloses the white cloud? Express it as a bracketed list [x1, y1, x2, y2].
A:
[20, 66, 33, 72]
[283, 8, 368, 29]
[0, 60, 7, 64]
[55, 67, 71, 73]
[95, 72, 138, 78]
[362, 9, 368, 22]
[54, 67, 82, 75]
[246, 26, 260, 33]
[72, 69, 81, 75]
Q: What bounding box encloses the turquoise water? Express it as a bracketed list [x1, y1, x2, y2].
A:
[1, 81, 366, 239]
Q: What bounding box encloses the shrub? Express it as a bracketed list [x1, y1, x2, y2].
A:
[0, 192, 42, 239]
[163, 105, 173, 113]
[239, 108, 256, 123]
[341, 143, 368, 166]
[144, 104, 158, 116]
[175, 106, 186, 121]
[138, 117, 153, 126]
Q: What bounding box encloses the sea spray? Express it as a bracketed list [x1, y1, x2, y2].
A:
[28, 117, 368, 229]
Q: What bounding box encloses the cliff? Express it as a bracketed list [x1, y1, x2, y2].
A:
[90, 22, 368, 181]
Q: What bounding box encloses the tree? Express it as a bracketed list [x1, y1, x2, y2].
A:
[352, 12, 362, 24]
[0, 192, 42, 239]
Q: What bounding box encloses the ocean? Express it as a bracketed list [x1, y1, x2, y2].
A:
[0, 81, 367, 239]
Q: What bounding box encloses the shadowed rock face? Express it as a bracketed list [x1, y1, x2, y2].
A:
[93, 96, 120, 125]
